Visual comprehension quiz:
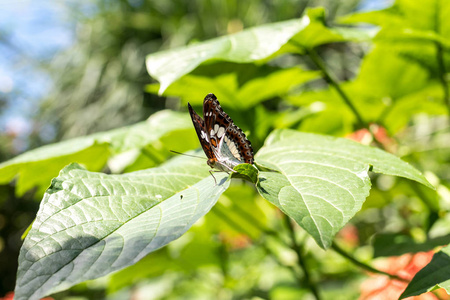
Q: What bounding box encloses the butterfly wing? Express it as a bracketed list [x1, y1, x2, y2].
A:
[188, 102, 215, 160]
[203, 94, 254, 164]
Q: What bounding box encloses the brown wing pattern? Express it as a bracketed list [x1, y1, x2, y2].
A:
[202, 93, 254, 164]
[188, 102, 215, 160]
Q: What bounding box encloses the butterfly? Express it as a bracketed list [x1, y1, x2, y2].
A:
[188, 93, 254, 176]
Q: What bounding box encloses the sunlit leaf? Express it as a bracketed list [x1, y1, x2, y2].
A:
[288, 46, 436, 133]
[146, 8, 372, 94]
[341, 0, 450, 74]
[14, 154, 230, 300]
[341, 0, 450, 47]
[146, 63, 320, 110]
[0, 111, 192, 196]
[146, 18, 309, 94]
[108, 225, 221, 294]
[290, 7, 375, 49]
[400, 245, 450, 299]
[255, 129, 433, 248]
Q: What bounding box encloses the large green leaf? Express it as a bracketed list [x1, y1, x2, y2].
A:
[255, 129, 433, 249]
[341, 0, 450, 47]
[400, 245, 450, 299]
[146, 18, 308, 94]
[14, 154, 230, 300]
[108, 183, 270, 294]
[341, 0, 450, 74]
[146, 63, 320, 110]
[288, 46, 438, 134]
[146, 8, 372, 94]
[0, 110, 193, 196]
[289, 7, 375, 49]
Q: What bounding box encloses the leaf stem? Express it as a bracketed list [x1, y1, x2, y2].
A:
[290, 41, 388, 148]
[303, 45, 388, 149]
[284, 214, 321, 300]
[306, 47, 367, 129]
[331, 242, 409, 283]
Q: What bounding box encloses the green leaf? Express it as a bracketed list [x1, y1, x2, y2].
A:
[0, 110, 193, 196]
[400, 245, 450, 299]
[14, 154, 230, 300]
[231, 163, 259, 184]
[107, 248, 174, 293]
[381, 83, 446, 133]
[108, 224, 222, 293]
[146, 18, 309, 94]
[290, 7, 375, 49]
[288, 46, 438, 133]
[255, 129, 433, 249]
[341, 0, 450, 47]
[146, 63, 320, 110]
[373, 233, 450, 257]
[146, 8, 371, 95]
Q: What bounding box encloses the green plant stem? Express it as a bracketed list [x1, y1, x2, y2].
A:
[307, 48, 390, 149]
[284, 215, 321, 300]
[331, 242, 409, 283]
[436, 42, 450, 119]
[306, 48, 366, 129]
[291, 42, 387, 148]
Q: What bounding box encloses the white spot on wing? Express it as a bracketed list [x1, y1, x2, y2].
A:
[214, 124, 219, 133]
[217, 127, 225, 138]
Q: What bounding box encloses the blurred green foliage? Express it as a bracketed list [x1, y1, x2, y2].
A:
[1, 0, 450, 299]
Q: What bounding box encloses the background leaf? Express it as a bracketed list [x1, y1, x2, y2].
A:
[372, 233, 450, 257]
[146, 8, 371, 95]
[146, 63, 320, 110]
[146, 18, 308, 94]
[14, 154, 229, 300]
[0, 110, 193, 196]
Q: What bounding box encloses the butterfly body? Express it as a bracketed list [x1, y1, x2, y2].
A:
[188, 93, 253, 174]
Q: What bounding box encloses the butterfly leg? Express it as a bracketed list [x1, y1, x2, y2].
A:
[224, 165, 237, 174]
[209, 170, 218, 185]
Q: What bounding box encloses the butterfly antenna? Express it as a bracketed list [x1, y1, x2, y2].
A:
[170, 150, 205, 160]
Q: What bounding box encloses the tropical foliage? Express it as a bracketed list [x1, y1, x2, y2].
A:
[1, 0, 450, 299]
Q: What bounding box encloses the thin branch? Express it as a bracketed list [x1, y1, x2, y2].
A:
[331, 242, 409, 283]
[290, 41, 387, 148]
[306, 47, 367, 129]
